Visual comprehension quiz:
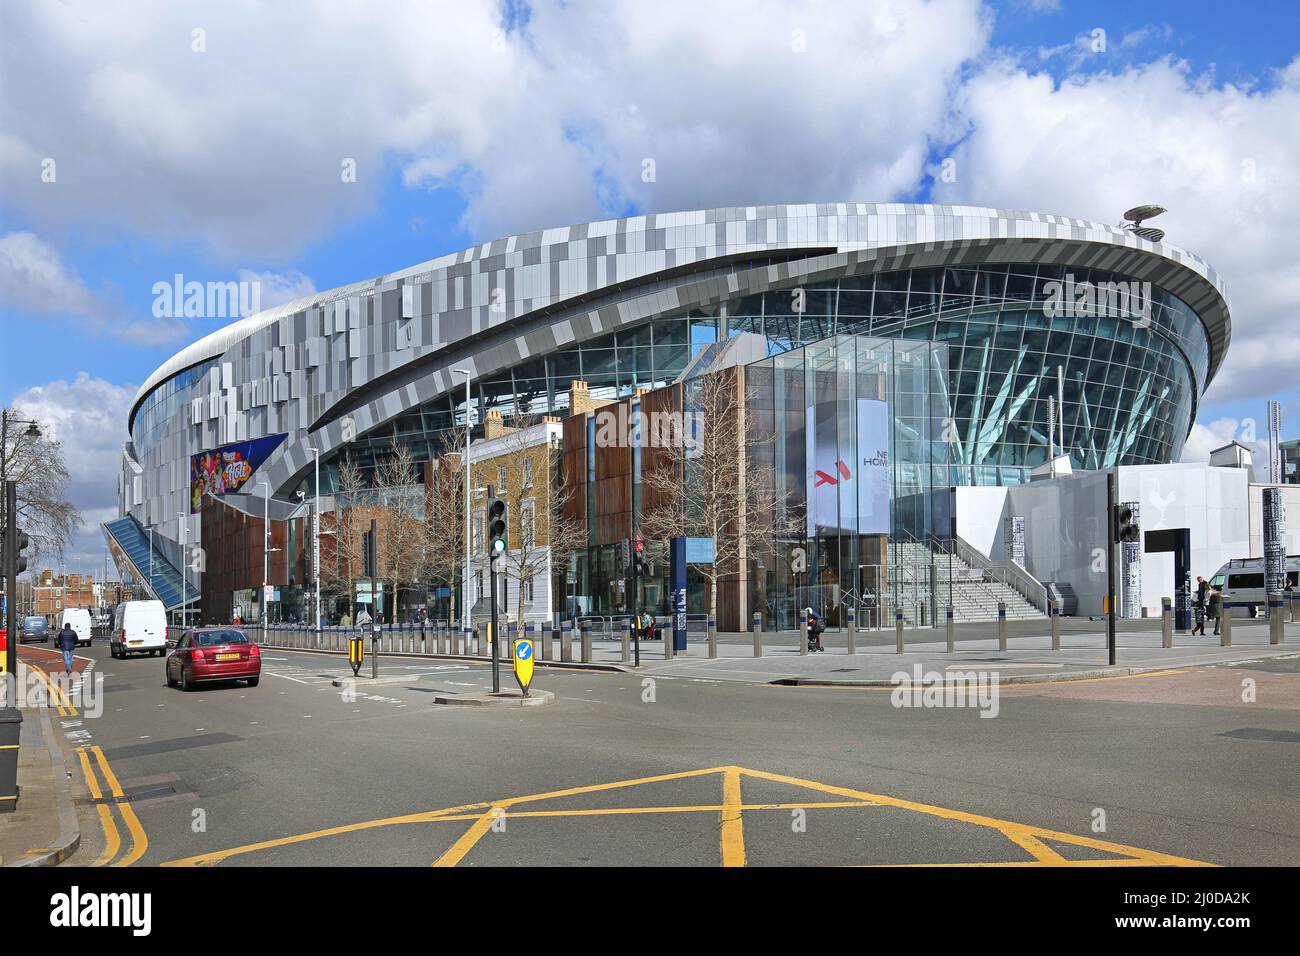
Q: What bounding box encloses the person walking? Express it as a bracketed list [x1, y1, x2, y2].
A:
[1192, 575, 1208, 635]
[1208, 586, 1223, 636]
[55, 620, 78, 674]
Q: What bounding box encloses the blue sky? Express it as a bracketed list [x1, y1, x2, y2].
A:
[2, 0, 1298, 570]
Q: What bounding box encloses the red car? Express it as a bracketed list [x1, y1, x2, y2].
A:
[166, 627, 261, 690]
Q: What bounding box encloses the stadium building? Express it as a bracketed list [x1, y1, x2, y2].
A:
[105, 203, 1231, 628]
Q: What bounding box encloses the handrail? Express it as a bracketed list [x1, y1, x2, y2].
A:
[951, 534, 1049, 614]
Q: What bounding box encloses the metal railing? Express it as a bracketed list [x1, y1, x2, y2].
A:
[950, 534, 1049, 614]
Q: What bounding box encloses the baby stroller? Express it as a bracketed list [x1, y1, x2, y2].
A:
[805, 607, 826, 652]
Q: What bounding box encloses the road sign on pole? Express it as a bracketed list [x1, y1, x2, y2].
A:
[513, 635, 534, 696]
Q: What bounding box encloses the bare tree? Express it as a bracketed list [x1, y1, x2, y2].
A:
[1, 405, 81, 566]
[639, 369, 795, 625]
[371, 439, 424, 622]
[423, 427, 468, 625]
[320, 454, 366, 617]
[489, 427, 586, 624]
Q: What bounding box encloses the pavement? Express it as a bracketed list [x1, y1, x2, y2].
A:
[0, 630, 1289, 868]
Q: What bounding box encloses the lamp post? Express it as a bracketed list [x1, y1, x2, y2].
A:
[308, 446, 321, 645]
[176, 513, 189, 629]
[452, 368, 473, 634]
[258, 480, 270, 640]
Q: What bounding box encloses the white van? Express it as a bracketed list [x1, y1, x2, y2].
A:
[60, 608, 92, 647]
[111, 600, 168, 658]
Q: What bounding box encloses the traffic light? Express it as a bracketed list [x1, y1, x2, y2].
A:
[362, 529, 376, 577]
[12, 528, 28, 575]
[1114, 502, 1140, 545]
[487, 497, 507, 558]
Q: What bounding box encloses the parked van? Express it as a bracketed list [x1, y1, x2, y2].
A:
[60, 608, 92, 647]
[111, 600, 168, 658]
[1209, 556, 1300, 618]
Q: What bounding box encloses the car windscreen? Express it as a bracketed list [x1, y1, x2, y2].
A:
[23, 617, 46, 629]
[195, 630, 249, 647]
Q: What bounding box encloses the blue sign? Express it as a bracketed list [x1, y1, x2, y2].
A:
[671, 537, 688, 652]
[516, 641, 533, 660]
[685, 537, 715, 564]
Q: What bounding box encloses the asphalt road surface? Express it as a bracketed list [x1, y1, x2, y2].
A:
[27, 639, 1300, 867]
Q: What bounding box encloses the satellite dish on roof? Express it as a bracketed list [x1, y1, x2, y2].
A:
[1122, 204, 1166, 227]
[1130, 226, 1165, 242]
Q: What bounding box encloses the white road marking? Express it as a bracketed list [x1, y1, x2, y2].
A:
[266, 670, 312, 684]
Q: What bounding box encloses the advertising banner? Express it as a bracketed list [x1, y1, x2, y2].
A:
[190, 433, 287, 512]
[807, 399, 890, 536]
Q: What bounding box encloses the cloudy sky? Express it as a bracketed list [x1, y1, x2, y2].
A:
[2, 0, 1298, 573]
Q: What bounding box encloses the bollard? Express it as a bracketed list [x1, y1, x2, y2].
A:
[580, 622, 592, 663]
[1269, 592, 1284, 645]
[620, 619, 631, 663]
[1050, 602, 1061, 651]
[450, 625, 460, 656]
[946, 605, 955, 653]
[997, 601, 1007, 651]
[524, 622, 535, 659]
[561, 621, 573, 662]
[799, 612, 808, 656]
[895, 608, 905, 654]
[475, 624, 485, 657]
[1161, 597, 1172, 648]
[1290, 591, 1298, 624]
[664, 617, 675, 660]
[846, 606, 856, 656]
[752, 611, 763, 658]
[1220, 594, 1232, 646]
[708, 616, 718, 659]
[542, 621, 553, 661]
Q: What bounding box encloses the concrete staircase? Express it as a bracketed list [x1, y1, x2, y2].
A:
[884, 540, 1046, 624]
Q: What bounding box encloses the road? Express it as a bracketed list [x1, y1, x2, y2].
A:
[23, 638, 1300, 867]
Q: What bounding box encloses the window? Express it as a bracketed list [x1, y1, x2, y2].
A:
[472, 516, 484, 556]
[522, 574, 534, 603]
[476, 571, 483, 599]
[497, 464, 507, 493]
[523, 457, 534, 488]
[521, 499, 536, 550]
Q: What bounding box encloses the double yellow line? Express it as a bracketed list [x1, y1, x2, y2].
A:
[28, 662, 148, 866]
[76, 745, 148, 866]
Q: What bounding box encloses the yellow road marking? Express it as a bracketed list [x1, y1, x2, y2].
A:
[29, 665, 73, 717]
[89, 746, 148, 867]
[75, 747, 103, 801]
[163, 764, 1211, 868]
[91, 804, 121, 867]
[720, 767, 745, 867]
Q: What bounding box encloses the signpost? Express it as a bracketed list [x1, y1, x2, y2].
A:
[513, 633, 535, 696]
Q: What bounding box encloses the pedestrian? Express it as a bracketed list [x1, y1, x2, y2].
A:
[1208, 586, 1223, 636]
[1192, 575, 1208, 635]
[56, 619, 78, 674]
[805, 606, 826, 652]
[340, 609, 352, 628]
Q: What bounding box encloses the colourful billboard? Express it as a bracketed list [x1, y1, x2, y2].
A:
[190, 434, 287, 512]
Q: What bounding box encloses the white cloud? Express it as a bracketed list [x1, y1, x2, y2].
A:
[236, 269, 317, 311]
[0, 0, 989, 257]
[934, 54, 1300, 407]
[1180, 416, 1261, 463]
[11, 375, 135, 572]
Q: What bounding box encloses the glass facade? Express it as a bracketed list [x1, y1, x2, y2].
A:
[132, 359, 217, 464]
[308, 260, 1208, 492]
[745, 335, 951, 630]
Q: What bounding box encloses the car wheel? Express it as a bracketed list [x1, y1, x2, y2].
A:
[246, 676, 260, 688]
[181, 667, 194, 692]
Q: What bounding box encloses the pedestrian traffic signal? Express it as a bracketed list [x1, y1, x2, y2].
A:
[362, 529, 376, 577]
[1115, 503, 1140, 545]
[487, 497, 507, 558]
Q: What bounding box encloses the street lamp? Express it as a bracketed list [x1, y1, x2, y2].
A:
[452, 368, 473, 635]
[257, 480, 282, 634]
[308, 446, 321, 645]
[176, 513, 187, 629]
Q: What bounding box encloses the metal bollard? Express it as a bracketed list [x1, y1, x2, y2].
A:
[1269, 592, 1285, 645]
[708, 616, 718, 659]
[580, 622, 592, 663]
[561, 621, 573, 662]
[1161, 597, 1172, 648]
[1050, 602, 1061, 651]
[997, 601, 1007, 651]
[620, 619, 631, 663]
[799, 612, 808, 656]
[895, 608, 905, 654]
[524, 622, 535, 656]
[752, 611, 763, 658]
[1220, 594, 1232, 646]
[846, 606, 856, 655]
[664, 618, 675, 660]
[1290, 592, 1298, 624]
[946, 605, 955, 653]
[542, 621, 553, 661]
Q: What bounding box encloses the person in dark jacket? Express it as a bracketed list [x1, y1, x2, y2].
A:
[1192, 576, 1208, 635]
[1207, 587, 1223, 636]
[55, 622, 78, 674]
[805, 607, 826, 652]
